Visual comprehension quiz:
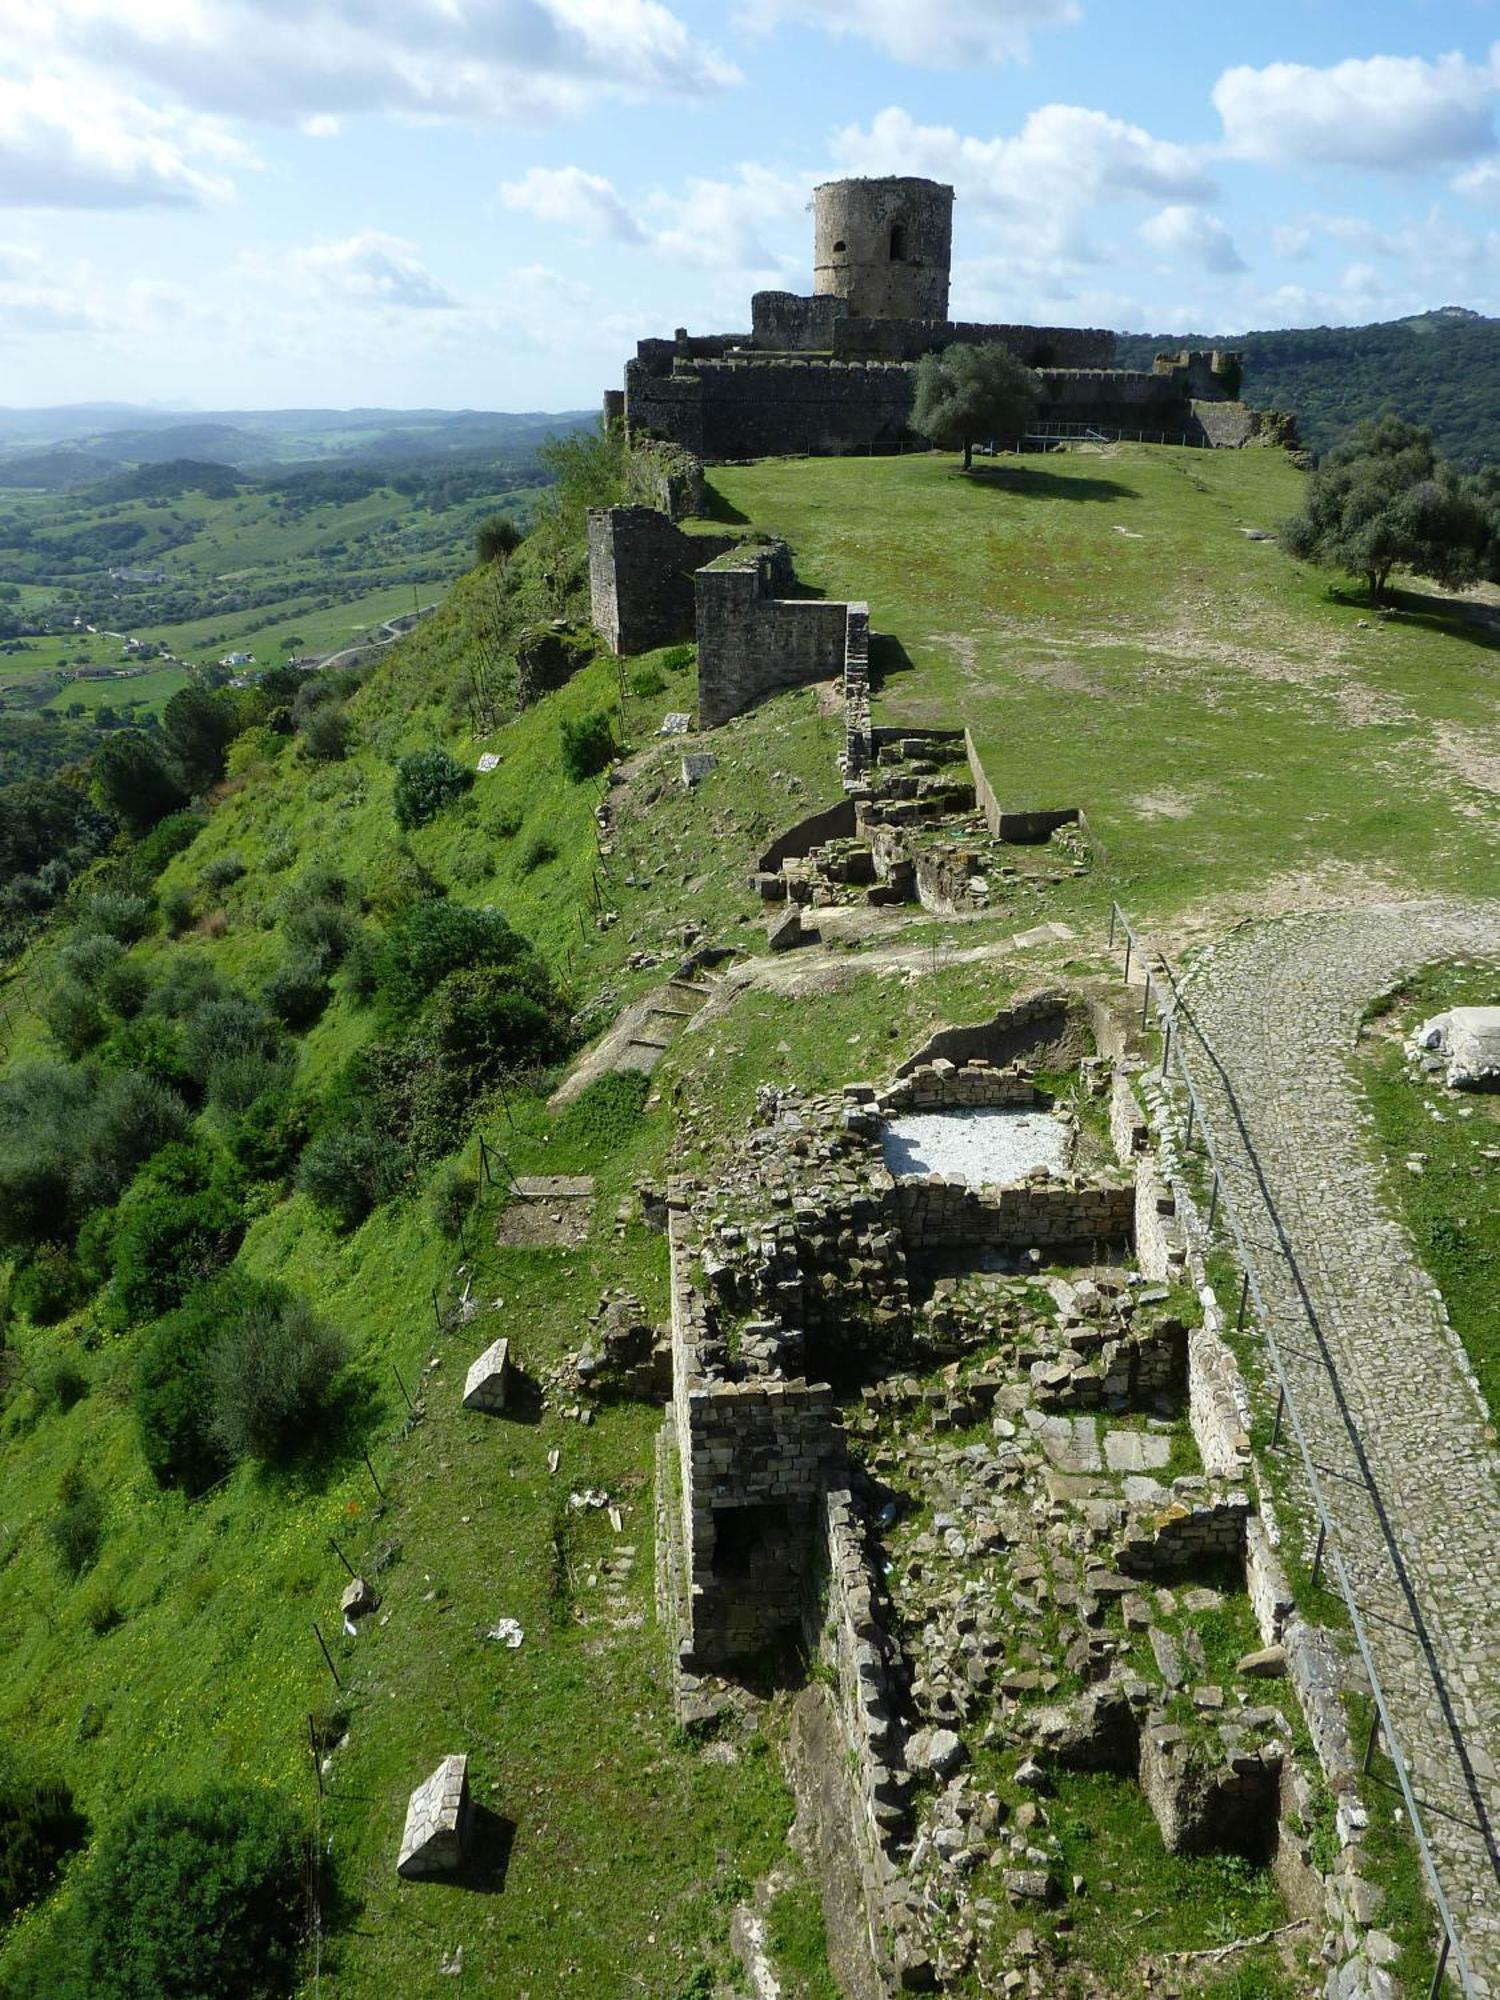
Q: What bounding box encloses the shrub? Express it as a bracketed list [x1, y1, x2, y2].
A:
[57, 931, 126, 992]
[426, 1163, 477, 1238]
[301, 702, 352, 763]
[518, 833, 558, 874]
[260, 955, 330, 1031]
[392, 746, 473, 829]
[70, 1070, 191, 1217]
[73, 1785, 307, 1999]
[79, 890, 153, 944]
[49, 1467, 103, 1579]
[374, 898, 528, 1023]
[159, 885, 196, 936]
[199, 853, 246, 893]
[282, 896, 358, 968]
[132, 810, 205, 882]
[661, 643, 695, 673]
[559, 708, 615, 782]
[427, 965, 568, 1079]
[228, 1088, 309, 1180]
[136, 1280, 236, 1491]
[93, 729, 190, 836]
[44, 980, 108, 1059]
[12, 1247, 91, 1327]
[207, 1288, 345, 1463]
[475, 513, 523, 565]
[33, 1352, 89, 1411]
[296, 1122, 393, 1230]
[205, 1048, 292, 1117]
[105, 1185, 244, 1328]
[0, 1775, 88, 1923]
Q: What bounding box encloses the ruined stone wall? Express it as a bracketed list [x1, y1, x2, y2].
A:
[625, 440, 707, 519]
[833, 319, 1114, 368]
[689, 357, 917, 459]
[751, 290, 849, 351]
[587, 506, 738, 658]
[755, 798, 859, 873]
[893, 1175, 1136, 1255]
[1189, 400, 1258, 449]
[881, 1058, 1038, 1114]
[963, 728, 1081, 844]
[695, 542, 864, 729]
[895, 988, 1088, 1077]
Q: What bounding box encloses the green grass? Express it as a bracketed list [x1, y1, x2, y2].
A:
[765, 1875, 840, 1999]
[1358, 960, 1500, 1421]
[42, 664, 191, 715]
[708, 448, 1500, 924]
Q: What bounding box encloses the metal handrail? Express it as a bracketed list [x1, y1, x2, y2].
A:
[1108, 899, 1479, 2000]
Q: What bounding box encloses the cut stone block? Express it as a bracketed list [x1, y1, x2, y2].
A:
[341, 1575, 377, 1620]
[1104, 1431, 1172, 1473]
[463, 1337, 510, 1414]
[397, 1753, 471, 1878]
[681, 752, 717, 787]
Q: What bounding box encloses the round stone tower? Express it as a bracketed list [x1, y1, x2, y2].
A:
[813, 176, 954, 323]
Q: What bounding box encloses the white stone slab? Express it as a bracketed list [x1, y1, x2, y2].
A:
[462, 1336, 510, 1413]
[881, 1107, 1070, 1186]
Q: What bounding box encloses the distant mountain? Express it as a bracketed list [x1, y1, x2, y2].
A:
[0, 405, 596, 472]
[1114, 308, 1500, 467]
[0, 448, 125, 490]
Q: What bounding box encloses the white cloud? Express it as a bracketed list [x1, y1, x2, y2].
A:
[737, 0, 1078, 67]
[1271, 223, 1313, 261]
[1214, 49, 1500, 170]
[500, 166, 646, 243]
[834, 105, 1215, 218]
[14, 0, 738, 129]
[0, 71, 244, 208]
[1453, 156, 1500, 200]
[1139, 203, 1244, 273]
[243, 231, 460, 310]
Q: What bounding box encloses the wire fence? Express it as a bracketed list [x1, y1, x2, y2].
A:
[1109, 899, 1480, 2000]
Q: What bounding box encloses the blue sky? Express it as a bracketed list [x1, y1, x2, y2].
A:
[2, 0, 1499, 410]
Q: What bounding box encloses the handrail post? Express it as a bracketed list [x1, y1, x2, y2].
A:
[1311, 1520, 1327, 1587]
[1270, 1382, 1285, 1448]
[1428, 1933, 1450, 2000]
[1236, 1269, 1250, 1331]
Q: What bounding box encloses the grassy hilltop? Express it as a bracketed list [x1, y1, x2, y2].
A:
[0, 436, 1492, 1997]
[711, 447, 1500, 930]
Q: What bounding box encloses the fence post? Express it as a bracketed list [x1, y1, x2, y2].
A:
[362, 1450, 385, 1500]
[1236, 1269, 1250, 1331]
[1206, 1171, 1219, 1230]
[311, 1622, 342, 1690]
[1161, 1018, 1172, 1075]
[1428, 1933, 1450, 2000]
[1107, 903, 1117, 950]
[1363, 1710, 1380, 1775]
[1123, 934, 1132, 982]
[1183, 1093, 1195, 1149]
[308, 1714, 324, 1797]
[1311, 1520, 1327, 1587]
[1270, 1382, 1285, 1448]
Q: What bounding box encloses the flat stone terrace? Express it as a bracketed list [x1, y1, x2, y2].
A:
[1180, 900, 1500, 1992]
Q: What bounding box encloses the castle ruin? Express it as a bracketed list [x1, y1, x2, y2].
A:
[610, 174, 1255, 458]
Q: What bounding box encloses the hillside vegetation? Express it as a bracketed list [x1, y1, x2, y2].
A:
[1114, 307, 1500, 467]
[0, 432, 1491, 1996]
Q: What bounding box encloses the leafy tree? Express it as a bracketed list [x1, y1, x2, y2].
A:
[48, 1466, 104, 1579]
[92, 731, 189, 836]
[1280, 415, 1491, 602]
[912, 343, 1044, 470]
[130, 810, 206, 883]
[475, 513, 524, 565]
[0, 780, 112, 886]
[295, 1121, 395, 1230]
[73, 1785, 307, 1998]
[300, 702, 351, 763]
[392, 746, 473, 829]
[104, 1184, 244, 1327]
[161, 685, 237, 792]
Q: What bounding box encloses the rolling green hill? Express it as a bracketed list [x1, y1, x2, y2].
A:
[1115, 307, 1500, 467]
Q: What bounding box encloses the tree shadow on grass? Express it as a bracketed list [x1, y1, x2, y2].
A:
[964, 465, 1141, 505]
[1330, 583, 1500, 653]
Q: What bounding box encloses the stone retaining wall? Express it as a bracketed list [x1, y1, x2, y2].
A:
[587, 505, 739, 658]
[881, 1057, 1038, 1113]
[894, 1174, 1136, 1254]
[695, 540, 869, 730]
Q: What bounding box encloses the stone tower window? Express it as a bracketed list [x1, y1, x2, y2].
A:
[889, 221, 907, 261]
[832, 239, 846, 253]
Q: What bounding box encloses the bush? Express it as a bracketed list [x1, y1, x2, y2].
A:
[0, 1775, 88, 1923]
[159, 885, 196, 936]
[518, 833, 557, 874]
[132, 810, 205, 882]
[79, 891, 153, 944]
[207, 1288, 345, 1462]
[296, 1122, 393, 1230]
[475, 513, 524, 565]
[135, 1279, 236, 1491]
[49, 1466, 103, 1579]
[44, 980, 108, 1059]
[426, 1163, 478, 1238]
[629, 666, 666, 699]
[12, 1246, 92, 1327]
[559, 708, 615, 782]
[661, 643, 695, 673]
[392, 746, 473, 829]
[374, 898, 529, 1023]
[33, 1352, 89, 1412]
[301, 702, 351, 763]
[199, 853, 246, 893]
[427, 965, 568, 1079]
[70, 1070, 191, 1217]
[228, 1088, 308, 1180]
[260, 955, 330, 1031]
[105, 1185, 244, 1328]
[205, 1048, 292, 1117]
[73, 1785, 307, 1999]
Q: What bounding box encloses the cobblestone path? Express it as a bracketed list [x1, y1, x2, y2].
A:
[1177, 901, 1500, 1993]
